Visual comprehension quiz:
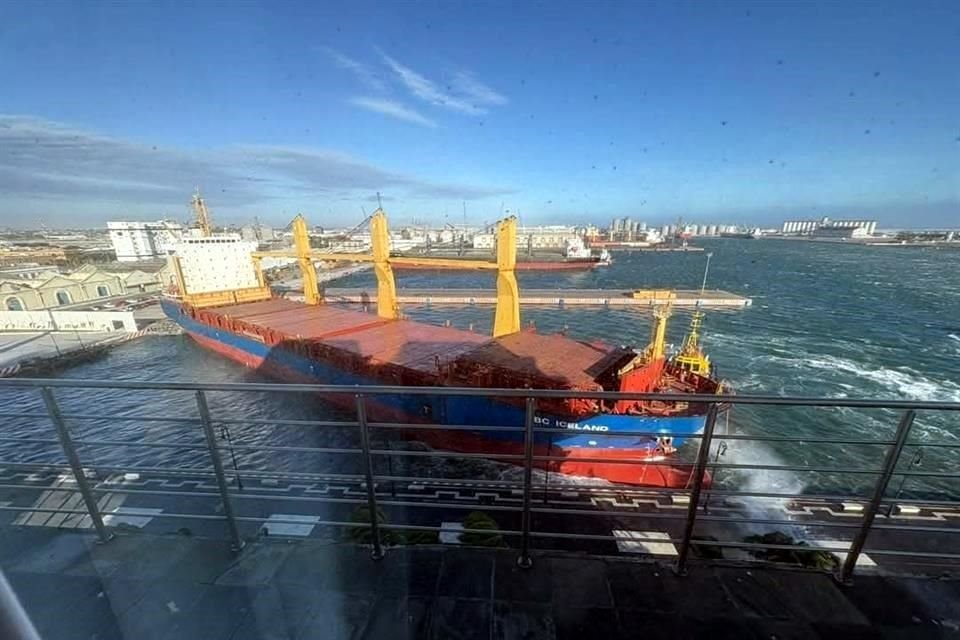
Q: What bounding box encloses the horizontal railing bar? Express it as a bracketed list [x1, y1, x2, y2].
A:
[371, 474, 524, 488]
[527, 454, 883, 474]
[73, 439, 209, 451]
[696, 514, 864, 529]
[217, 418, 355, 428]
[370, 421, 524, 434]
[3, 377, 959, 410]
[61, 414, 200, 424]
[369, 448, 526, 461]
[214, 443, 360, 455]
[871, 523, 960, 534]
[700, 490, 870, 502]
[530, 455, 681, 466]
[0, 483, 83, 493]
[862, 548, 960, 560]
[878, 497, 960, 508]
[0, 505, 226, 521]
[529, 530, 631, 542]
[0, 412, 51, 420]
[0, 437, 61, 445]
[680, 539, 852, 554]
[715, 433, 897, 446]
[0, 461, 69, 470]
[529, 506, 686, 520]
[896, 470, 960, 478]
[70, 464, 215, 477]
[708, 462, 882, 474]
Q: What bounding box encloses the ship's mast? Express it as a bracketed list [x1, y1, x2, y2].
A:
[675, 252, 712, 375]
[192, 188, 212, 237]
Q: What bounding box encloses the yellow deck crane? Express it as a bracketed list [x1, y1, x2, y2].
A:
[191, 189, 213, 237]
[251, 208, 522, 338]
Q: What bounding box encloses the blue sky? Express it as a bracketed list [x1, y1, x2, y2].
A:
[0, 0, 957, 229]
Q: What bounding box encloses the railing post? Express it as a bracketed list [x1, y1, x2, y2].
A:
[674, 403, 719, 575]
[195, 390, 244, 551]
[839, 409, 916, 584]
[355, 394, 384, 560]
[518, 397, 536, 569]
[40, 387, 112, 543]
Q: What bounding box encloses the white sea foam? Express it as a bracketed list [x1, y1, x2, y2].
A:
[803, 355, 960, 402]
[710, 434, 808, 537]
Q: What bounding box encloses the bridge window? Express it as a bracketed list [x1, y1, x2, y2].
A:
[97, 285, 110, 297]
[55, 290, 71, 305]
[5, 296, 24, 311]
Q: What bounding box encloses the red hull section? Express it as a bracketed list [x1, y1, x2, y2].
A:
[185, 329, 706, 489]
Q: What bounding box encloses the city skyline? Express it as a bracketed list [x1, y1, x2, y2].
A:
[0, 1, 957, 229]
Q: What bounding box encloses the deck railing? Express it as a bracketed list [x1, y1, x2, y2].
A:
[1, 377, 959, 583]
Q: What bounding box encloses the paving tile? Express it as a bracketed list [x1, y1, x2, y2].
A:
[231, 583, 328, 640]
[272, 544, 337, 587]
[714, 567, 794, 619]
[841, 576, 942, 628]
[114, 579, 209, 640]
[321, 545, 388, 595]
[620, 611, 781, 640]
[553, 606, 622, 640]
[96, 576, 157, 619]
[810, 622, 883, 639]
[764, 571, 870, 625]
[550, 557, 611, 608]
[608, 561, 734, 616]
[492, 600, 554, 640]
[160, 537, 240, 583]
[7, 572, 108, 634]
[361, 597, 433, 640]
[0, 526, 63, 566]
[437, 548, 494, 600]
[43, 588, 126, 640]
[217, 541, 296, 586]
[160, 584, 261, 640]
[494, 553, 552, 604]
[427, 597, 491, 640]
[887, 578, 960, 625]
[108, 535, 196, 580]
[294, 591, 375, 640]
[6, 530, 98, 575]
[379, 547, 441, 597]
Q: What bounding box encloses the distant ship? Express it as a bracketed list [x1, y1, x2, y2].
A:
[720, 230, 761, 239]
[162, 207, 726, 488]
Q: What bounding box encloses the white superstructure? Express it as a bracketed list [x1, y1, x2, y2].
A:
[108, 221, 184, 262]
[174, 235, 260, 294]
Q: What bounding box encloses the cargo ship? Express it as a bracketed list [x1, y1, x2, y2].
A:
[163, 208, 725, 487]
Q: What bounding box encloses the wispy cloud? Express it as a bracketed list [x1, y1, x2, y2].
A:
[451, 71, 508, 107]
[0, 115, 512, 225]
[381, 54, 499, 115]
[324, 48, 385, 91]
[349, 97, 437, 128]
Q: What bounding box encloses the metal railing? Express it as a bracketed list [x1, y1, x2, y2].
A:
[1, 377, 959, 583]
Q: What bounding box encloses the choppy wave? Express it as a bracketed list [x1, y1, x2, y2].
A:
[819, 357, 959, 401]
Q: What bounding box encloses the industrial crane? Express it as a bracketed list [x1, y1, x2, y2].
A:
[191, 189, 213, 237]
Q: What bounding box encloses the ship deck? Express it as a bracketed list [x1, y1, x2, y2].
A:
[202, 299, 623, 386]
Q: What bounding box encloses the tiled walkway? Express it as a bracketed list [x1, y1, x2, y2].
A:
[2, 526, 960, 639]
